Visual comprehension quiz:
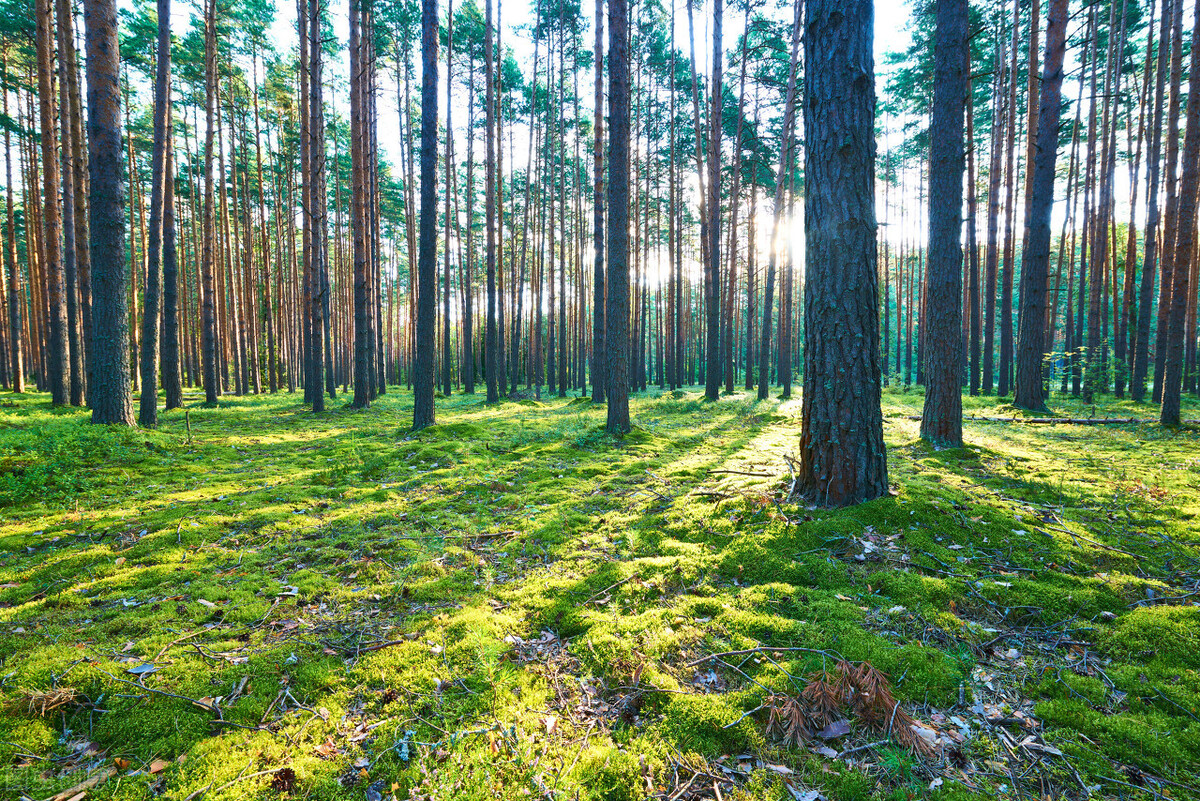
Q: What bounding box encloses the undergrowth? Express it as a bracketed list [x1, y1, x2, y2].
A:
[0, 386, 1197, 800]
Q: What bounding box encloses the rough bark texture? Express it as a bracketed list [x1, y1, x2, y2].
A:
[1014, 0, 1068, 411]
[920, 0, 967, 446]
[84, 0, 133, 424]
[139, 0, 171, 426]
[797, 0, 888, 507]
[605, 0, 629, 433]
[412, 0, 438, 430]
[1162, 0, 1200, 426]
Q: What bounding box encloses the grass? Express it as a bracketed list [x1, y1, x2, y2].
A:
[0, 384, 1197, 800]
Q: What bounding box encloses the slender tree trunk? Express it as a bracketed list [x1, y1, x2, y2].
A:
[703, 0, 723, 401]
[36, 0, 68, 405]
[1162, 0, 1200, 425]
[1014, 0, 1068, 411]
[758, 0, 801, 402]
[605, 0, 629, 433]
[3, 55, 23, 393]
[413, 0, 439, 429]
[138, 0, 171, 425]
[1134, 0, 1171, 401]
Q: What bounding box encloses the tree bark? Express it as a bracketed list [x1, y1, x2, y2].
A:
[138, 0, 171, 425]
[413, 0, 439, 429]
[920, 0, 967, 446]
[1014, 0, 1068, 411]
[84, 0, 133, 424]
[1161, 0, 1200, 426]
[605, 0, 629, 433]
[798, 0, 888, 507]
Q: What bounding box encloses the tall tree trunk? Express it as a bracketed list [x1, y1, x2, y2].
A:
[605, 0, 629, 433]
[161, 135, 181, 409]
[1134, 0, 1170, 401]
[1014, 0, 1068, 411]
[413, 0, 439, 429]
[36, 0, 68, 405]
[200, 0, 219, 405]
[591, 0, 605, 402]
[3, 54, 23, 394]
[757, 0, 801, 402]
[703, 0, 723, 401]
[920, 0, 967, 446]
[84, 0, 132, 424]
[1161, 0, 1200, 425]
[798, 0, 888, 507]
[484, 0, 499, 402]
[138, 0, 170, 425]
[351, 0, 371, 408]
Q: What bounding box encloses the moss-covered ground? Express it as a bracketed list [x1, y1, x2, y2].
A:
[1, 385, 1198, 801]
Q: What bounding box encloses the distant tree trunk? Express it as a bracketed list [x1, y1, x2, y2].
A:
[138, 0, 171, 426]
[351, 0, 371, 408]
[413, 0, 439, 429]
[200, 0, 219, 405]
[1154, 0, 1184, 402]
[798, 0, 888, 507]
[484, 0, 499, 403]
[57, 0, 84, 406]
[308, 0, 329, 409]
[161, 136, 181, 409]
[703, 0, 723, 402]
[981, 20, 1006, 395]
[36, 0, 68, 405]
[83, 0, 132, 424]
[966, 59, 981, 397]
[605, 0, 629, 433]
[757, 0, 801, 402]
[1162, 0, 1200, 426]
[920, 0, 967, 446]
[3, 54, 23, 394]
[997, 0, 1019, 397]
[591, 0, 605, 402]
[1134, 0, 1170, 400]
[1014, 0, 1068, 411]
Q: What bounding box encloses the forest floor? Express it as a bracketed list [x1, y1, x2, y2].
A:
[0, 385, 1198, 801]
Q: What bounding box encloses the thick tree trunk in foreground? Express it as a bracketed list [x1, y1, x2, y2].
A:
[84, 0, 133, 424]
[920, 0, 967, 446]
[1015, 0, 1068, 411]
[413, 0, 438, 430]
[605, 0, 630, 433]
[1162, 0, 1200, 426]
[485, 0, 499, 403]
[797, 0, 888, 506]
[139, 0, 171, 426]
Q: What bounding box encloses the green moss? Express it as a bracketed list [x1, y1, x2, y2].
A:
[0, 388, 1198, 799]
